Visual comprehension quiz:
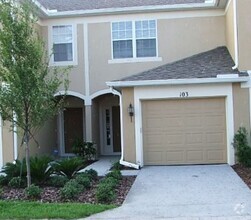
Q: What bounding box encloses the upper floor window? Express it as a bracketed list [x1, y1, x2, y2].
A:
[52, 25, 73, 62]
[112, 20, 157, 59]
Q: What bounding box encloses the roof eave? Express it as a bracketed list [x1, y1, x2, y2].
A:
[106, 76, 249, 88]
[35, 2, 224, 18]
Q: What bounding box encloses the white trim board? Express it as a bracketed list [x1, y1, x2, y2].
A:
[0, 115, 3, 169]
[134, 83, 235, 167]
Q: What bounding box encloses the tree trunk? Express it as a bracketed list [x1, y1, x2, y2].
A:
[25, 131, 31, 187]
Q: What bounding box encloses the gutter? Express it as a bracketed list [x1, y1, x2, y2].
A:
[109, 88, 140, 170]
[107, 76, 249, 88]
[232, 0, 239, 70]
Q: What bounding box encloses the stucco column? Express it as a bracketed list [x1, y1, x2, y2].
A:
[85, 105, 92, 142]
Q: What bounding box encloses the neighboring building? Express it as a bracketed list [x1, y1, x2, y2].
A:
[1, 0, 251, 168]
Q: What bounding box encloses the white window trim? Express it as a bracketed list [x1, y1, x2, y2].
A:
[48, 24, 78, 66]
[110, 19, 161, 64]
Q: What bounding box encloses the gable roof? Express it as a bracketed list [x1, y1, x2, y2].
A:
[37, 0, 205, 12]
[118, 47, 247, 82]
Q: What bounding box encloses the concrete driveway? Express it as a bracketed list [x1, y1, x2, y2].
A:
[86, 165, 251, 219]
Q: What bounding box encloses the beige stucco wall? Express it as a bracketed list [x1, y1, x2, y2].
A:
[232, 83, 250, 134]
[88, 16, 225, 94]
[121, 88, 136, 163]
[42, 24, 86, 95]
[2, 122, 14, 164]
[225, 0, 235, 61]
[237, 0, 251, 71]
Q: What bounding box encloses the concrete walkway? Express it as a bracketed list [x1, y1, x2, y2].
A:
[85, 165, 251, 219]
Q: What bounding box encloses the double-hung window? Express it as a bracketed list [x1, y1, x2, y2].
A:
[52, 25, 73, 63]
[112, 20, 157, 60]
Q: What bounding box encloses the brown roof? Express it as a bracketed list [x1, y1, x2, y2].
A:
[37, 0, 205, 12]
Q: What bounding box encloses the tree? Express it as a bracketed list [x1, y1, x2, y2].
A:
[0, 0, 69, 186]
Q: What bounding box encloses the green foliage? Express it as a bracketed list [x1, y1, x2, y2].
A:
[30, 156, 53, 184]
[0, 0, 69, 187]
[8, 177, 25, 188]
[0, 175, 8, 186]
[75, 174, 91, 189]
[52, 157, 86, 179]
[100, 177, 119, 188]
[111, 161, 123, 171]
[72, 139, 97, 161]
[106, 170, 122, 181]
[233, 127, 251, 167]
[1, 159, 26, 180]
[47, 176, 69, 188]
[83, 169, 98, 181]
[96, 183, 116, 204]
[25, 184, 42, 200]
[60, 179, 83, 200]
[0, 187, 3, 199]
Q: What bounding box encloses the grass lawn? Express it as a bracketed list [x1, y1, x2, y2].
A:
[0, 201, 116, 219]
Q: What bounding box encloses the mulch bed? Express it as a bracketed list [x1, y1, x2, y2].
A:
[1, 176, 136, 205]
[232, 164, 251, 189]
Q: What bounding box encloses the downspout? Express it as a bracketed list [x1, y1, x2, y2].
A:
[109, 87, 140, 169]
[232, 0, 239, 70]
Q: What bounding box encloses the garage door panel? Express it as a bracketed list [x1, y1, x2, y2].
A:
[142, 98, 227, 165]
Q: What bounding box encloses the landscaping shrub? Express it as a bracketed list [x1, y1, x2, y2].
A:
[1, 159, 26, 180]
[106, 170, 122, 181]
[0, 187, 3, 199]
[0, 175, 8, 186]
[25, 184, 42, 200]
[111, 161, 123, 171]
[8, 177, 25, 188]
[30, 156, 53, 184]
[52, 157, 86, 179]
[72, 139, 97, 161]
[100, 177, 119, 188]
[233, 127, 251, 167]
[75, 174, 91, 189]
[60, 179, 83, 200]
[96, 183, 115, 204]
[47, 176, 69, 187]
[84, 169, 98, 181]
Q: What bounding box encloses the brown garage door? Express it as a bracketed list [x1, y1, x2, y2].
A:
[142, 98, 227, 165]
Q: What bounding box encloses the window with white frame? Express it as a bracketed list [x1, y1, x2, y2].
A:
[112, 20, 157, 59]
[52, 25, 73, 62]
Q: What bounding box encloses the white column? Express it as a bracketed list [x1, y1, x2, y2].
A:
[85, 105, 92, 142]
[0, 115, 3, 169]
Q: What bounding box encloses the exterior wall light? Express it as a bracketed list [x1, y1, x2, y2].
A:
[128, 103, 134, 122]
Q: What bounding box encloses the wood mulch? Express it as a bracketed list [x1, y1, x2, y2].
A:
[1, 176, 136, 205]
[232, 164, 251, 189]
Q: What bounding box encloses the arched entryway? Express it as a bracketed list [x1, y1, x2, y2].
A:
[92, 93, 121, 156]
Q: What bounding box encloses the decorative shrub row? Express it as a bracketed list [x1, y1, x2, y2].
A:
[96, 170, 122, 204]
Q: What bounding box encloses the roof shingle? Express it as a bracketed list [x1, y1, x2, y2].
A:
[119, 47, 247, 82]
[37, 0, 205, 12]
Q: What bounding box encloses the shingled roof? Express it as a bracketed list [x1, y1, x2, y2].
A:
[119, 47, 247, 82]
[37, 0, 205, 12]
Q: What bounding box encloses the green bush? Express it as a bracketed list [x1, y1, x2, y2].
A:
[52, 157, 86, 179]
[72, 139, 96, 161]
[233, 127, 251, 167]
[60, 179, 83, 200]
[0, 187, 3, 199]
[1, 159, 26, 180]
[106, 170, 122, 181]
[75, 175, 91, 189]
[84, 169, 98, 181]
[46, 176, 69, 187]
[111, 161, 123, 171]
[30, 156, 53, 184]
[96, 183, 115, 204]
[25, 184, 42, 200]
[100, 177, 119, 188]
[8, 177, 25, 188]
[0, 175, 8, 186]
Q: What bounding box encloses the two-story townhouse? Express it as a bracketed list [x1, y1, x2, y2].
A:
[0, 0, 251, 169]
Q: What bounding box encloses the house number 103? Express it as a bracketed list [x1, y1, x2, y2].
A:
[180, 92, 189, 97]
